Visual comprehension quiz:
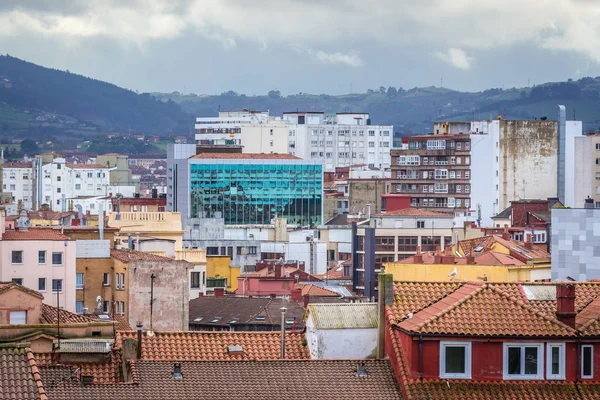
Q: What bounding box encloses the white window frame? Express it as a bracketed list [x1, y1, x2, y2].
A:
[546, 343, 566, 380]
[582, 345, 594, 379]
[440, 341, 472, 379]
[503, 343, 544, 380]
[9, 310, 27, 325]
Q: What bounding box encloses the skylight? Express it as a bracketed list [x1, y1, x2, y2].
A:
[98, 314, 110, 319]
[229, 318, 240, 324]
[193, 317, 203, 322]
[210, 317, 222, 323]
[255, 315, 267, 321]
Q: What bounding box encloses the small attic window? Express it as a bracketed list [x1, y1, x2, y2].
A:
[98, 314, 110, 320]
[229, 318, 240, 324]
[474, 246, 484, 252]
[335, 266, 343, 272]
[81, 375, 94, 385]
[194, 317, 203, 322]
[255, 315, 267, 321]
[227, 345, 244, 353]
[210, 317, 222, 323]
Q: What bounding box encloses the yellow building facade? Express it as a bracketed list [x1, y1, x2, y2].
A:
[107, 212, 184, 250]
[206, 255, 240, 292]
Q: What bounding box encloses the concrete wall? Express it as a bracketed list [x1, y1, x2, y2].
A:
[551, 208, 600, 281]
[348, 180, 387, 216]
[574, 134, 600, 208]
[127, 259, 190, 331]
[305, 314, 377, 359]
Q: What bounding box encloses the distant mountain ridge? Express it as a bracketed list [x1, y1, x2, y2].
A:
[0, 55, 191, 139]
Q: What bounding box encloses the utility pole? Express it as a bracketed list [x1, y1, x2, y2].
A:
[280, 307, 287, 359]
[149, 273, 156, 335]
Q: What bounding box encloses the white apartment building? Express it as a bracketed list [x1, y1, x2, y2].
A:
[283, 112, 393, 171]
[3, 158, 122, 213]
[194, 110, 394, 171]
[195, 110, 289, 154]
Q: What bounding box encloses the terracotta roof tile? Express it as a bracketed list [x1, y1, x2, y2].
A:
[374, 208, 453, 217]
[110, 249, 173, 262]
[35, 352, 121, 384]
[299, 284, 341, 297]
[388, 281, 464, 323]
[397, 283, 576, 337]
[0, 282, 44, 299]
[190, 153, 301, 160]
[41, 304, 100, 325]
[0, 346, 47, 400]
[40, 360, 401, 400]
[2, 228, 71, 241]
[115, 331, 310, 361]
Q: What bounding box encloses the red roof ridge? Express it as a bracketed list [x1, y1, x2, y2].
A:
[26, 348, 48, 400]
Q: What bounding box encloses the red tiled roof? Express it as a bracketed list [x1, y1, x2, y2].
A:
[110, 249, 173, 263]
[374, 208, 453, 217]
[396, 283, 576, 337]
[0, 282, 44, 299]
[2, 228, 71, 241]
[35, 351, 121, 384]
[298, 284, 340, 297]
[190, 153, 300, 160]
[115, 331, 310, 361]
[40, 360, 401, 400]
[388, 281, 464, 322]
[41, 304, 99, 325]
[459, 235, 550, 260]
[1, 346, 47, 400]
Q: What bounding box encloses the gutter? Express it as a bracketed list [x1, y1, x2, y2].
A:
[391, 324, 577, 341]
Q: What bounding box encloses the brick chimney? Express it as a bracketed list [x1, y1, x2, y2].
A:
[413, 246, 423, 264]
[524, 235, 533, 250]
[291, 287, 302, 303]
[556, 284, 576, 328]
[303, 294, 310, 308]
[434, 246, 443, 264]
[274, 264, 282, 278]
[214, 288, 225, 297]
[502, 225, 510, 241]
[466, 255, 476, 265]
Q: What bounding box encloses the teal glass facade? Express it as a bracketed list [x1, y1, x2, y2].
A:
[189, 162, 323, 226]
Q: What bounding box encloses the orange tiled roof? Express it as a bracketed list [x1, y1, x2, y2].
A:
[1, 346, 47, 400]
[299, 284, 340, 297]
[396, 283, 576, 337]
[2, 228, 71, 241]
[110, 249, 173, 263]
[374, 208, 453, 217]
[35, 351, 121, 384]
[115, 331, 310, 361]
[0, 282, 44, 299]
[190, 153, 301, 160]
[459, 235, 550, 260]
[41, 304, 99, 325]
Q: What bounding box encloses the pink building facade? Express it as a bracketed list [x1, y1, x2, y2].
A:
[236, 276, 295, 297]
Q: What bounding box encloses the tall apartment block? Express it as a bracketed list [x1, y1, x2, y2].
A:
[390, 134, 472, 209]
[194, 110, 393, 171]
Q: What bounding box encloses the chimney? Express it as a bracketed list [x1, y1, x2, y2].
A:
[434, 246, 443, 264]
[524, 235, 533, 250]
[502, 225, 510, 240]
[413, 246, 423, 264]
[585, 196, 594, 209]
[214, 288, 225, 297]
[556, 284, 576, 328]
[291, 287, 302, 303]
[303, 294, 310, 308]
[377, 273, 394, 359]
[136, 322, 143, 359]
[274, 264, 282, 278]
[466, 255, 476, 265]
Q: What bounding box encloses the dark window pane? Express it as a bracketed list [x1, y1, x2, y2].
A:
[551, 347, 560, 375]
[508, 347, 521, 375]
[445, 346, 466, 374]
[583, 347, 593, 377]
[524, 347, 538, 375]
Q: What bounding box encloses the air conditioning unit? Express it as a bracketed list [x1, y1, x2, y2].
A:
[82, 308, 89, 314]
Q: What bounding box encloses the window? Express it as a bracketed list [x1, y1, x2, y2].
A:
[547, 343, 566, 380]
[56, 188, 61, 193]
[434, 169, 448, 180]
[120, 273, 125, 290]
[191, 272, 201, 289]
[56, 163, 61, 170]
[249, 246, 257, 255]
[76, 273, 84, 290]
[12, 251, 23, 264]
[88, 172, 93, 178]
[397, 237, 418, 252]
[427, 139, 446, 150]
[456, 142, 462, 150]
[56, 176, 61, 182]
[115, 273, 121, 290]
[9, 311, 26, 325]
[369, 130, 375, 136]
[375, 237, 395, 252]
[12, 278, 23, 285]
[465, 185, 470, 193]
[76, 301, 84, 314]
[38, 278, 46, 292]
[417, 220, 425, 229]
[368, 141, 375, 147]
[503, 343, 544, 379]
[396, 155, 420, 166]
[103, 273, 110, 286]
[270, 129, 274, 136]
[582, 345, 594, 379]
[52, 252, 63, 265]
[52, 279, 63, 293]
[120, 301, 125, 316]
[465, 171, 470, 179]
[465, 142, 471, 150]
[103, 301, 109, 313]
[456, 185, 462, 193]
[440, 342, 471, 378]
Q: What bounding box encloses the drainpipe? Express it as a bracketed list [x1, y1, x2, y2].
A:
[377, 272, 394, 359]
[280, 307, 287, 359]
[419, 335, 423, 380]
[136, 322, 143, 359]
[98, 203, 104, 241]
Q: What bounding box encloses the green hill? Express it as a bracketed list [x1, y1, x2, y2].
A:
[0, 55, 192, 141]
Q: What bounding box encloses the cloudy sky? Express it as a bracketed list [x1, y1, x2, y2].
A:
[1, 0, 600, 95]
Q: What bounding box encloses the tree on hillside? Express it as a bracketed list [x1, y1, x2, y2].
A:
[387, 86, 397, 97]
[268, 90, 281, 98]
[20, 138, 38, 154]
[379, 86, 386, 93]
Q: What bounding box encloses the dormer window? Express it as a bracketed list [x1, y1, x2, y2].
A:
[440, 341, 471, 379]
[503, 343, 544, 380]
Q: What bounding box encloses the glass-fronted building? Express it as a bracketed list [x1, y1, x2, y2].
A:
[167, 146, 323, 227]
